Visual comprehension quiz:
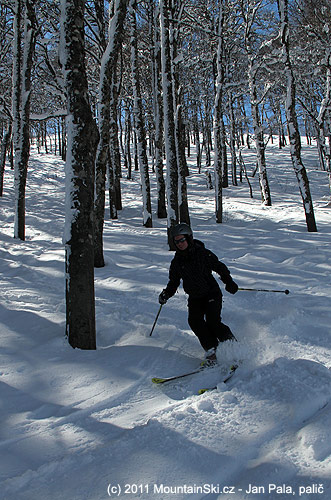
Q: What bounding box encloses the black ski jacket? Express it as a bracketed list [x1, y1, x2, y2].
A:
[163, 239, 234, 299]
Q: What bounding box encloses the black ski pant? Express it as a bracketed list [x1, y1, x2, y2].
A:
[187, 293, 235, 352]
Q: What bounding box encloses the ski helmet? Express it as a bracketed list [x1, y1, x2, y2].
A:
[172, 223, 193, 239]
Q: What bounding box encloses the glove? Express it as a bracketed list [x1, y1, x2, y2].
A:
[225, 279, 238, 295]
[159, 290, 169, 305]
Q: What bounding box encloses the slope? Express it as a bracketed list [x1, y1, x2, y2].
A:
[0, 141, 330, 500]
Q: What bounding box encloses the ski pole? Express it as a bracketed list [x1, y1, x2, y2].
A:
[149, 304, 163, 336]
[238, 287, 290, 295]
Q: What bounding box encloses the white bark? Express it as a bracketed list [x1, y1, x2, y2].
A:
[278, 0, 317, 232]
[160, 0, 179, 246]
[213, 0, 226, 223]
[242, 0, 271, 206]
[129, 0, 152, 228]
[151, 3, 167, 219]
[12, 0, 37, 240]
[94, 0, 128, 266]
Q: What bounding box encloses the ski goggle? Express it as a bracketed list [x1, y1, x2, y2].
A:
[174, 236, 187, 245]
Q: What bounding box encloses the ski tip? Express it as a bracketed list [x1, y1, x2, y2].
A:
[152, 377, 166, 384]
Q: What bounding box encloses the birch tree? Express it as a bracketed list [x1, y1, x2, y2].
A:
[171, 0, 190, 225]
[60, 0, 99, 349]
[213, 0, 227, 223]
[12, 0, 37, 240]
[0, 2, 13, 197]
[292, 0, 331, 180]
[228, 90, 238, 186]
[94, 0, 128, 268]
[240, 0, 272, 206]
[129, 0, 152, 228]
[110, 74, 122, 212]
[151, 2, 167, 218]
[277, 0, 317, 232]
[0, 123, 12, 197]
[315, 58, 331, 175]
[160, 0, 179, 247]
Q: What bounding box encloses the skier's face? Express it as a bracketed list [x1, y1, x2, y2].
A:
[174, 235, 188, 250]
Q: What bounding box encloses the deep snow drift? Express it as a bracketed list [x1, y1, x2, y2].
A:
[0, 140, 330, 500]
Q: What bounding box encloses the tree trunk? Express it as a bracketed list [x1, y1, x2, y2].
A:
[129, 0, 152, 228]
[177, 101, 190, 225]
[124, 102, 132, 179]
[12, 0, 37, 240]
[248, 68, 272, 206]
[228, 91, 237, 186]
[61, 0, 99, 349]
[241, 0, 271, 206]
[170, 1, 189, 225]
[213, 0, 226, 223]
[152, 3, 167, 218]
[160, 0, 179, 246]
[12, 0, 22, 195]
[193, 107, 201, 173]
[0, 123, 12, 196]
[107, 151, 118, 220]
[278, 0, 318, 232]
[94, 0, 128, 267]
[316, 57, 331, 173]
[110, 79, 122, 211]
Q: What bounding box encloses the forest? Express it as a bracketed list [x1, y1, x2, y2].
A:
[0, 0, 330, 349]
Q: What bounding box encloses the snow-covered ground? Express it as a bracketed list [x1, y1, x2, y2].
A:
[0, 140, 330, 500]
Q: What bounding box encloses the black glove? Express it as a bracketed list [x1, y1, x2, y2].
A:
[159, 290, 169, 305]
[225, 279, 238, 295]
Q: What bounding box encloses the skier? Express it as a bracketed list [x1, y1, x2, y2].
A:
[159, 223, 238, 363]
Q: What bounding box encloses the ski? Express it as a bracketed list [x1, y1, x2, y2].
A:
[152, 360, 216, 385]
[198, 364, 238, 394]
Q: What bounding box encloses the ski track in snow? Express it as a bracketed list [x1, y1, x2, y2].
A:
[0, 142, 331, 500]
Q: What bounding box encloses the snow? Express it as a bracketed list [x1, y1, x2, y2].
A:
[0, 139, 331, 500]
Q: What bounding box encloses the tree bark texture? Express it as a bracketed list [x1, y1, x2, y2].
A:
[213, 0, 226, 223]
[170, 0, 190, 225]
[129, 0, 153, 228]
[278, 0, 318, 232]
[241, 0, 271, 206]
[12, 0, 37, 240]
[94, 0, 128, 267]
[160, 0, 179, 246]
[0, 123, 12, 196]
[151, 3, 167, 218]
[247, 61, 272, 206]
[61, 0, 99, 349]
